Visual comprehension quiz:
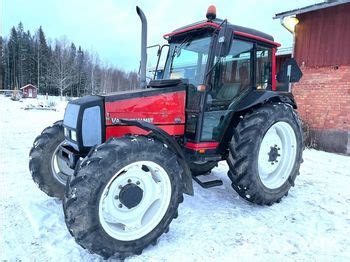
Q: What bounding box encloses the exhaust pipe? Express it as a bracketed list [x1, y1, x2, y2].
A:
[136, 6, 147, 89]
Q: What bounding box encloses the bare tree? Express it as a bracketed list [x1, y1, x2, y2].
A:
[3, 23, 140, 96]
[52, 37, 76, 99]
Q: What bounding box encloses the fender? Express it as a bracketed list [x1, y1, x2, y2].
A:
[119, 119, 194, 196]
[235, 90, 297, 111]
[217, 90, 297, 154]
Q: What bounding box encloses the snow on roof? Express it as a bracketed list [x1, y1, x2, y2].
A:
[276, 47, 293, 56]
[274, 0, 350, 19]
[20, 84, 37, 90]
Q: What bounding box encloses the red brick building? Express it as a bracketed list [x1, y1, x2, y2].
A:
[20, 84, 37, 98]
[275, 0, 350, 155]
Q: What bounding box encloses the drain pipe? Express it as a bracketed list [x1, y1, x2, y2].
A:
[136, 6, 147, 88]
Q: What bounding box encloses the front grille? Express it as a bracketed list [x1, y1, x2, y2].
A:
[63, 95, 105, 152]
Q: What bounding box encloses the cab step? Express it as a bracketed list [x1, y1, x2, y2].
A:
[192, 174, 223, 188]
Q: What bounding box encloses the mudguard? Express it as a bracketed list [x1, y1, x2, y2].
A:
[235, 90, 297, 111]
[217, 90, 297, 153]
[119, 119, 194, 196]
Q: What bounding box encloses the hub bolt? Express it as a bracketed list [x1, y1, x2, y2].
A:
[136, 181, 140, 185]
[118, 185, 123, 189]
[118, 204, 122, 208]
[128, 179, 132, 183]
[114, 195, 119, 200]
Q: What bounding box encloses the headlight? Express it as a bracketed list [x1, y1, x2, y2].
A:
[71, 130, 77, 141]
[64, 127, 69, 137]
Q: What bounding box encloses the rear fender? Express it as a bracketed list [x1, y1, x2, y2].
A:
[119, 119, 194, 196]
[235, 90, 297, 111]
[217, 91, 297, 154]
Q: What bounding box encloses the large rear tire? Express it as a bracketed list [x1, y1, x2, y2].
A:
[29, 121, 73, 199]
[227, 103, 303, 205]
[63, 135, 183, 259]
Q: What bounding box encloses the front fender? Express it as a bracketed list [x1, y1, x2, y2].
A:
[119, 119, 194, 196]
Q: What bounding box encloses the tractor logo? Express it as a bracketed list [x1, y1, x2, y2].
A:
[110, 117, 154, 124]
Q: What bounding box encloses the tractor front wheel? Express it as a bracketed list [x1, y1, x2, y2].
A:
[63, 135, 183, 259]
[227, 103, 303, 205]
[29, 121, 74, 198]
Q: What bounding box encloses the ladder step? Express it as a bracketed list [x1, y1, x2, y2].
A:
[192, 175, 223, 189]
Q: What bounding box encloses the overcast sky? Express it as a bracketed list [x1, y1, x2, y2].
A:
[2, 0, 321, 71]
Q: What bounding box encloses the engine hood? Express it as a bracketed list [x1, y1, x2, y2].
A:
[103, 85, 186, 127]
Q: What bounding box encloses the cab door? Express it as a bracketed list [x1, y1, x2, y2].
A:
[201, 39, 254, 142]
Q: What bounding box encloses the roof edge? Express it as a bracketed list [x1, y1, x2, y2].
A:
[20, 84, 37, 89]
[274, 0, 350, 19]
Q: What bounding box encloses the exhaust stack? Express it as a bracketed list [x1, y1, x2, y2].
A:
[136, 6, 147, 89]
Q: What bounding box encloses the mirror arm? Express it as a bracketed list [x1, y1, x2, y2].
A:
[154, 44, 170, 80]
[205, 19, 228, 78]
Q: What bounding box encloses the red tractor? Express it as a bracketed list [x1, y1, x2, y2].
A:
[29, 6, 303, 259]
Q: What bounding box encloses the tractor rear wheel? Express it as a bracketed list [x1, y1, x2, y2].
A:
[63, 135, 183, 259]
[227, 103, 303, 205]
[29, 121, 74, 198]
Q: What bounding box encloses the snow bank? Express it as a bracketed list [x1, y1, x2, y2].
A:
[0, 96, 349, 261]
[10, 95, 71, 112]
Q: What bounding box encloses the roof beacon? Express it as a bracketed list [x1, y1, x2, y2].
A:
[206, 5, 216, 21]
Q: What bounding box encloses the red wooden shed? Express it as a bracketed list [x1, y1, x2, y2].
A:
[275, 0, 350, 155]
[21, 84, 37, 98]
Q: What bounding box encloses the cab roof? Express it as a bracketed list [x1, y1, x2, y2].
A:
[164, 18, 280, 47]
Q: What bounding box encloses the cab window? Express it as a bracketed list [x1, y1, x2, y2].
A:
[210, 39, 253, 105]
[256, 46, 272, 89]
[163, 36, 211, 87]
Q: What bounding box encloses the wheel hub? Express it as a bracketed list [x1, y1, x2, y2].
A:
[51, 141, 74, 185]
[98, 161, 172, 241]
[258, 121, 297, 189]
[268, 145, 281, 164]
[118, 183, 143, 209]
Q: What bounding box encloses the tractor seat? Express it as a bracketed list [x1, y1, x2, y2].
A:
[216, 83, 241, 101]
[215, 65, 250, 101]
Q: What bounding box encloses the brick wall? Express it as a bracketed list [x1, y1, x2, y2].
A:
[292, 65, 350, 154]
[293, 65, 350, 130]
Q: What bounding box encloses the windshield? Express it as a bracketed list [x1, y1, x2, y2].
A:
[163, 36, 212, 86]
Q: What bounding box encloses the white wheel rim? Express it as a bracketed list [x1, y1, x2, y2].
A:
[98, 161, 172, 241]
[258, 121, 297, 189]
[51, 142, 74, 185]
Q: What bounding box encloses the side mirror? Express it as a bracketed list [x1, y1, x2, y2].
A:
[276, 58, 303, 83]
[217, 22, 233, 57]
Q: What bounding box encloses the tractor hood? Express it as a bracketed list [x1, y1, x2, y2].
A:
[103, 80, 187, 139]
[63, 79, 187, 151]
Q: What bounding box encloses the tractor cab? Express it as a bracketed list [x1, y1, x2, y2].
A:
[146, 7, 288, 162]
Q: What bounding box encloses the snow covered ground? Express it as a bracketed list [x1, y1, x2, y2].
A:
[0, 95, 349, 261]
